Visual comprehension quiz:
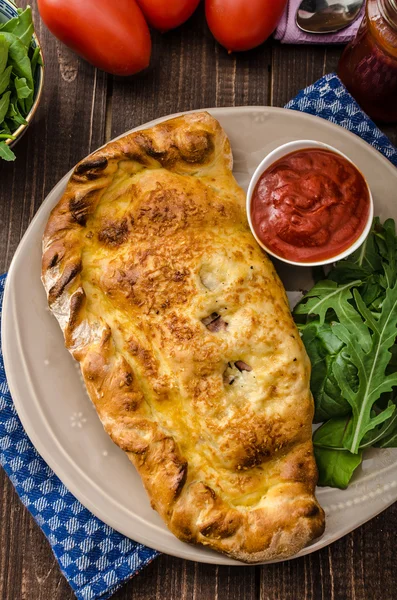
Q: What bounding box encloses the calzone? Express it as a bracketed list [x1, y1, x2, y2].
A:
[42, 112, 325, 562]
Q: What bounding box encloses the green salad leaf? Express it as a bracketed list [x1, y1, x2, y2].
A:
[0, 5, 34, 48]
[301, 322, 352, 421]
[14, 76, 33, 113]
[0, 65, 12, 95]
[314, 447, 363, 489]
[0, 141, 15, 160]
[7, 97, 27, 127]
[0, 35, 8, 76]
[313, 417, 363, 488]
[362, 406, 397, 448]
[30, 46, 42, 78]
[376, 425, 397, 447]
[0, 32, 33, 89]
[333, 285, 397, 453]
[295, 280, 372, 352]
[0, 90, 11, 122]
[0, 7, 40, 162]
[294, 218, 397, 488]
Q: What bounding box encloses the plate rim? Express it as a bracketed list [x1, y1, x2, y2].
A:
[3, 105, 397, 566]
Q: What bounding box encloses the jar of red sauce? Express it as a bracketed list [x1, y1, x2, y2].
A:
[338, 0, 397, 122]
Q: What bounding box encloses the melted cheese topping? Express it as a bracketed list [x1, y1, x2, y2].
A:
[79, 161, 310, 505]
[42, 113, 323, 561]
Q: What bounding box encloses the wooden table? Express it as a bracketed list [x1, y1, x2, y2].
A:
[1, 3, 396, 599]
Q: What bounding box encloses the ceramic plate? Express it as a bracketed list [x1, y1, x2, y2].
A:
[3, 107, 397, 565]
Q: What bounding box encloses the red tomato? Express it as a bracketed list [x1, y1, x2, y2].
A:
[37, 0, 151, 76]
[136, 0, 200, 32]
[205, 0, 287, 52]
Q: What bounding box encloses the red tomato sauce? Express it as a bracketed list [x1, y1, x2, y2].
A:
[250, 148, 370, 263]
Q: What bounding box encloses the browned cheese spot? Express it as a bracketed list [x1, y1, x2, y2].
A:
[98, 218, 129, 247]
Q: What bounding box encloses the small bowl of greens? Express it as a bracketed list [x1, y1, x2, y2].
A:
[0, 1, 44, 161]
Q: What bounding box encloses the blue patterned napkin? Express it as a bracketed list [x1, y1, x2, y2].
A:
[0, 73, 396, 600]
[0, 274, 159, 600]
[286, 73, 397, 166]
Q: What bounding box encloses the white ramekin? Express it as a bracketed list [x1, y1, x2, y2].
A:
[246, 140, 374, 267]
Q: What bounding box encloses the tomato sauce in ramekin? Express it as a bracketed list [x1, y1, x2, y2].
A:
[250, 148, 371, 263]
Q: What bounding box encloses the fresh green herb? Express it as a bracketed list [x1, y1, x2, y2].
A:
[301, 323, 352, 422]
[0, 32, 33, 91]
[30, 46, 42, 78]
[332, 285, 397, 453]
[0, 34, 8, 75]
[14, 76, 33, 113]
[294, 218, 397, 489]
[0, 90, 11, 122]
[0, 5, 34, 47]
[0, 65, 12, 94]
[313, 417, 363, 489]
[0, 140, 15, 160]
[0, 6, 40, 162]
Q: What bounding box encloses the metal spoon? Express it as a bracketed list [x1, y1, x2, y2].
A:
[296, 0, 364, 34]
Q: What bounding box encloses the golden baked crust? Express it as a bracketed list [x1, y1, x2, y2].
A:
[42, 112, 325, 562]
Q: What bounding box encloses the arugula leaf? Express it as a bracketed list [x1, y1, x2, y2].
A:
[314, 447, 362, 488]
[376, 424, 397, 447]
[377, 219, 397, 288]
[314, 407, 397, 451]
[313, 417, 362, 488]
[329, 224, 383, 285]
[332, 284, 397, 453]
[294, 279, 371, 351]
[0, 34, 8, 76]
[350, 227, 382, 272]
[361, 405, 397, 448]
[328, 262, 368, 283]
[359, 274, 383, 308]
[313, 416, 353, 450]
[302, 323, 352, 421]
[0, 141, 15, 161]
[295, 219, 397, 488]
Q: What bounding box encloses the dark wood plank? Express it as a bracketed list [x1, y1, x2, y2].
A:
[111, 555, 256, 600]
[258, 505, 397, 600]
[270, 43, 340, 108]
[0, 474, 76, 600]
[109, 4, 272, 138]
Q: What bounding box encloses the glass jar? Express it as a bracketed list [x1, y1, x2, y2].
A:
[338, 0, 397, 122]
